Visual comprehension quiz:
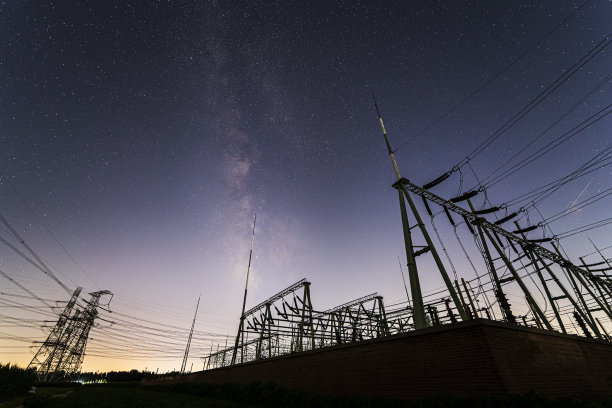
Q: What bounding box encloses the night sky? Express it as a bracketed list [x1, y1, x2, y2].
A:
[1, 1, 611, 372]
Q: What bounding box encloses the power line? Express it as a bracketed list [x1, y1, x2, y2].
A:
[393, 0, 593, 152]
[582, 243, 612, 258]
[543, 187, 612, 225]
[476, 72, 612, 189]
[483, 103, 612, 189]
[556, 217, 612, 239]
[0, 268, 56, 310]
[459, 33, 611, 168]
[1, 177, 100, 290]
[0, 214, 73, 295]
[512, 145, 612, 209]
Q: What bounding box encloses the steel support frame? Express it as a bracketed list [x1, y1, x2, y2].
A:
[393, 178, 611, 292]
[394, 184, 469, 323]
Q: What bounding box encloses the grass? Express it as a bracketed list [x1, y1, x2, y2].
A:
[0, 387, 77, 408]
[3, 382, 612, 408]
[144, 382, 612, 408]
[0, 363, 37, 403]
[10, 385, 252, 408]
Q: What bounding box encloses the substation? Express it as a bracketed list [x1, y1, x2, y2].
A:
[20, 98, 612, 396]
[170, 101, 612, 399]
[3, 0, 612, 402]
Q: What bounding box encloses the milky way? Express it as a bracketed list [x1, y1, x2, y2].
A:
[1, 0, 610, 371]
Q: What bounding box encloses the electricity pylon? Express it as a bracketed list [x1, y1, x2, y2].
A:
[27, 287, 82, 381]
[28, 288, 112, 381]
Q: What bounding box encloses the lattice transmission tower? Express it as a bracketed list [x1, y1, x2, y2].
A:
[28, 288, 112, 381]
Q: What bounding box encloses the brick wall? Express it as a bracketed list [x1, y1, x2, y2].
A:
[168, 320, 612, 399]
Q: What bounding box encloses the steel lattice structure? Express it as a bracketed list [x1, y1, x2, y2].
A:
[392, 177, 612, 340]
[202, 101, 612, 370]
[205, 280, 441, 369]
[202, 174, 612, 368]
[28, 289, 112, 381]
[27, 287, 82, 381]
[395, 178, 611, 291]
[373, 97, 612, 341]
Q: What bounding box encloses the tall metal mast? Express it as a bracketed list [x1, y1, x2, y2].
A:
[373, 95, 427, 328]
[181, 295, 200, 374]
[231, 214, 257, 365]
[373, 95, 469, 326]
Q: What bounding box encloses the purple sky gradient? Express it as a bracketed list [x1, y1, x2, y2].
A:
[1, 0, 611, 372]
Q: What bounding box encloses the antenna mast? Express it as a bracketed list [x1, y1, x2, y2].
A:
[231, 214, 257, 365]
[181, 295, 200, 374]
[372, 94, 428, 328]
[373, 94, 402, 181]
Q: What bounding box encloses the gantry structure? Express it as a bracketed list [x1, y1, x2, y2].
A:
[204, 99, 611, 369]
[372, 94, 611, 340]
[205, 279, 417, 369]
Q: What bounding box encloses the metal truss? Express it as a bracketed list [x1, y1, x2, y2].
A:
[245, 279, 309, 316]
[27, 289, 112, 381]
[394, 177, 612, 340]
[27, 287, 82, 381]
[203, 174, 612, 370]
[394, 178, 611, 291]
[205, 281, 420, 369]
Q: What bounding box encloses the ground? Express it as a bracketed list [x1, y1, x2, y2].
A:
[0, 386, 251, 408]
[2, 383, 612, 408]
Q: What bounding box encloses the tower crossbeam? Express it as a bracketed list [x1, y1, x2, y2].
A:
[394, 178, 611, 291]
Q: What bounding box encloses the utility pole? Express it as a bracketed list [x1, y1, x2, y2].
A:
[373, 95, 426, 329]
[373, 95, 468, 327]
[181, 295, 201, 374]
[231, 214, 257, 365]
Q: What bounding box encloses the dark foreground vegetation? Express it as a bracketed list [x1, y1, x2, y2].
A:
[2, 366, 611, 407]
[0, 363, 36, 401]
[78, 369, 170, 383]
[3, 381, 612, 408]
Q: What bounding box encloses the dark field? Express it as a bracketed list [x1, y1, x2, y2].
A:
[3, 382, 612, 408]
[1, 385, 250, 408]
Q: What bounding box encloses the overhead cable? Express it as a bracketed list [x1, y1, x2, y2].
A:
[393, 0, 594, 153]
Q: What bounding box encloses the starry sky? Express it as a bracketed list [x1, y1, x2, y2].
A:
[1, 0, 611, 372]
